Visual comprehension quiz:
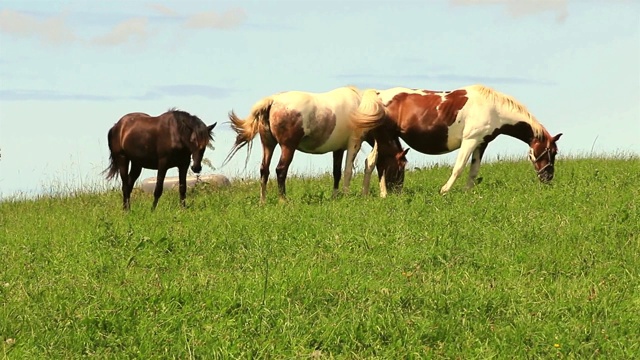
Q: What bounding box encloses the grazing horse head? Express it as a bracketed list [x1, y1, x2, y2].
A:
[174, 110, 217, 173]
[377, 146, 409, 194]
[376, 135, 409, 193]
[361, 130, 409, 196]
[529, 132, 562, 183]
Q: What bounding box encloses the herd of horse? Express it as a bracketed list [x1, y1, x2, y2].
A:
[104, 84, 562, 210]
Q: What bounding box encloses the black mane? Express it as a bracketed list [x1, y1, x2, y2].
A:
[168, 107, 213, 146]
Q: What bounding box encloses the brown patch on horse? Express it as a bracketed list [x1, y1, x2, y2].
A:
[387, 89, 468, 154]
[269, 106, 305, 147]
[482, 122, 535, 144]
[299, 107, 337, 151]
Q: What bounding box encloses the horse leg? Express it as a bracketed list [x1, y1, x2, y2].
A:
[178, 164, 188, 208]
[379, 170, 390, 198]
[332, 150, 344, 198]
[362, 141, 378, 196]
[118, 158, 131, 210]
[152, 163, 168, 210]
[466, 143, 487, 189]
[275, 145, 296, 203]
[127, 163, 142, 196]
[342, 138, 362, 194]
[260, 141, 276, 204]
[440, 138, 480, 194]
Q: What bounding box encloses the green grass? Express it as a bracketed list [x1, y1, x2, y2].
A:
[1, 156, 639, 359]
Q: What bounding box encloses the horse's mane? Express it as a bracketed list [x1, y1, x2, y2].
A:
[469, 85, 546, 139]
[168, 107, 214, 147]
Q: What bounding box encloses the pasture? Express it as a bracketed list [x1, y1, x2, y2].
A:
[1, 156, 639, 359]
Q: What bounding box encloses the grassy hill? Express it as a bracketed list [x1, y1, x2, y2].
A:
[1, 156, 639, 359]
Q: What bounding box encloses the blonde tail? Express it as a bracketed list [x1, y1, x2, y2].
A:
[350, 89, 387, 140]
[223, 96, 274, 168]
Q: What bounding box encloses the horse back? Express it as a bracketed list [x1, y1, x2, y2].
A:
[268, 87, 361, 153]
[110, 112, 185, 168]
[378, 87, 470, 154]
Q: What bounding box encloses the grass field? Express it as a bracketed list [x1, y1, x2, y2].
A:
[1, 156, 639, 359]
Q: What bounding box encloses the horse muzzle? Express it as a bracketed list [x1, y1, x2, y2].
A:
[191, 164, 202, 173]
[538, 171, 554, 183]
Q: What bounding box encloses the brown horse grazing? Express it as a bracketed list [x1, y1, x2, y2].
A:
[352, 85, 563, 194]
[103, 108, 216, 210]
[362, 139, 410, 197]
[222, 86, 408, 204]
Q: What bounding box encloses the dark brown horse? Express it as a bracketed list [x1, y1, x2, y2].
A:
[104, 108, 216, 210]
[352, 85, 562, 194]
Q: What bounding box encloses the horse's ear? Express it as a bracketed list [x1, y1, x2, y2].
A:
[553, 133, 563, 142]
[396, 148, 409, 163]
[208, 122, 217, 132]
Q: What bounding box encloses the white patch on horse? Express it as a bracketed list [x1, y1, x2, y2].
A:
[446, 120, 465, 151]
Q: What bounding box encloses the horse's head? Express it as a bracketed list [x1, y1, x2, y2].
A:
[189, 122, 217, 173]
[529, 132, 562, 183]
[377, 148, 409, 193]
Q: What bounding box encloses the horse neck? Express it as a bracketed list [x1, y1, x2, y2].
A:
[494, 108, 546, 145]
[495, 120, 552, 147]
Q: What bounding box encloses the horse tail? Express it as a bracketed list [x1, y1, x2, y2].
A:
[102, 126, 119, 181]
[222, 96, 274, 168]
[350, 89, 387, 137]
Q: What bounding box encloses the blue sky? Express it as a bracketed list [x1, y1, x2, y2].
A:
[0, 0, 638, 198]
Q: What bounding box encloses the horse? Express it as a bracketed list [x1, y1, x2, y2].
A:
[103, 108, 217, 210]
[351, 84, 563, 194]
[222, 86, 408, 204]
[361, 139, 410, 197]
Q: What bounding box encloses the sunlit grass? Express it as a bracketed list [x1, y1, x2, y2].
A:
[1, 155, 639, 359]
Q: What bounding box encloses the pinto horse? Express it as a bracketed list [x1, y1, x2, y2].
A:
[103, 108, 216, 210]
[222, 86, 407, 203]
[352, 85, 562, 194]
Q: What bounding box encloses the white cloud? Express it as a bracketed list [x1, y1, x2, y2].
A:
[91, 18, 150, 46]
[147, 3, 247, 29]
[147, 3, 180, 17]
[184, 8, 247, 29]
[449, 0, 569, 23]
[0, 9, 77, 45]
[0, 5, 246, 48]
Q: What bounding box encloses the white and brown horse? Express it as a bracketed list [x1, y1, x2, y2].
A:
[223, 86, 407, 203]
[351, 84, 562, 195]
